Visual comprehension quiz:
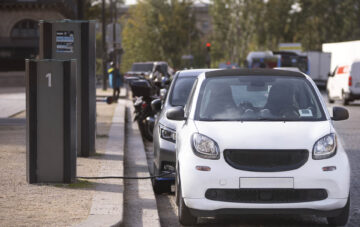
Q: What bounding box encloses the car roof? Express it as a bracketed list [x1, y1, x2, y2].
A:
[205, 68, 305, 78]
[177, 69, 217, 77]
[132, 61, 168, 65]
[274, 67, 301, 72]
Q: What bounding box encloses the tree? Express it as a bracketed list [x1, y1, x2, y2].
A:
[210, 0, 265, 66]
[121, 0, 197, 71]
[294, 0, 360, 50]
[210, 0, 360, 65]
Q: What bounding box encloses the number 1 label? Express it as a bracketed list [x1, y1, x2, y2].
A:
[45, 73, 52, 87]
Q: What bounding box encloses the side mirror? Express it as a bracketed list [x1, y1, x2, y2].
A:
[331, 106, 349, 121]
[151, 99, 162, 112]
[166, 106, 186, 121]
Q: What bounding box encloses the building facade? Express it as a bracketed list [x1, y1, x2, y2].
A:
[0, 0, 78, 71]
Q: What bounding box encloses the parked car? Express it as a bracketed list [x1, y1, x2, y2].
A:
[125, 61, 172, 80]
[151, 69, 216, 193]
[167, 69, 350, 226]
[274, 67, 302, 73]
[327, 62, 360, 105]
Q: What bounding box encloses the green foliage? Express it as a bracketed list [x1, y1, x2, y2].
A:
[121, 0, 198, 72]
[210, 0, 360, 66]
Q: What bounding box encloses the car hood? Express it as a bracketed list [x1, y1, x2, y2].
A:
[194, 121, 331, 150]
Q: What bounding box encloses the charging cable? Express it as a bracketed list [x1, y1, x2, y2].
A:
[76, 170, 175, 180]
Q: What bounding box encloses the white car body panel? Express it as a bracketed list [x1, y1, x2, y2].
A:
[176, 70, 350, 213]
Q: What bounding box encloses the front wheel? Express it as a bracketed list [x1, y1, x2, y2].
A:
[138, 119, 153, 141]
[342, 91, 349, 106]
[327, 196, 350, 226]
[327, 90, 335, 104]
[177, 181, 197, 226]
[152, 179, 171, 194]
[152, 163, 171, 194]
[144, 119, 153, 142]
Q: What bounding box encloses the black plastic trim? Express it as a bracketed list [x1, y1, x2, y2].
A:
[80, 22, 90, 157]
[63, 61, 71, 183]
[224, 149, 309, 172]
[26, 60, 37, 183]
[205, 188, 327, 203]
[39, 22, 52, 59]
[189, 207, 342, 218]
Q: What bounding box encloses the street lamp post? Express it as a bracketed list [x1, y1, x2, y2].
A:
[102, 0, 107, 90]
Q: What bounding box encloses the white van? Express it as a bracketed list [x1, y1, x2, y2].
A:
[327, 61, 360, 105]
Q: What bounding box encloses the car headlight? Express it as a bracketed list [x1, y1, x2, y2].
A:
[159, 125, 176, 143]
[313, 133, 337, 160]
[192, 133, 220, 160]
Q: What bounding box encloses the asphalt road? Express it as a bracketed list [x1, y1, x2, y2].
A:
[143, 94, 360, 227]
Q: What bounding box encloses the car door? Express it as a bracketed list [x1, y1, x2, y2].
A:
[350, 62, 360, 94]
[333, 66, 349, 98]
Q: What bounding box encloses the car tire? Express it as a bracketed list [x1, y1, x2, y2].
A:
[342, 91, 349, 106]
[327, 196, 350, 226]
[144, 120, 153, 142]
[175, 167, 181, 206]
[152, 163, 171, 194]
[152, 179, 171, 194]
[177, 180, 197, 226]
[138, 119, 153, 141]
[327, 90, 334, 104]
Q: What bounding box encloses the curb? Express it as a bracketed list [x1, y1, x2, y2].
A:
[121, 101, 161, 226]
[76, 99, 126, 227]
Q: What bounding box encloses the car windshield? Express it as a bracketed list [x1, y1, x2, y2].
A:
[170, 77, 197, 106]
[195, 75, 325, 121]
[131, 63, 154, 72]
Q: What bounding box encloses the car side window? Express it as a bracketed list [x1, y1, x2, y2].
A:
[184, 79, 198, 118]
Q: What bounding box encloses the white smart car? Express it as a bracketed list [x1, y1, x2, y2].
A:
[167, 69, 350, 226]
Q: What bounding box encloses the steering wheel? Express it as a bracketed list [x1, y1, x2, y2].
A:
[240, 101, 255, 111]
[280, 106, 300, 119]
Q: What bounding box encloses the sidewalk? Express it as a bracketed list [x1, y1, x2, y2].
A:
[0, 87, 25, 118]
[0, 92, 160, 226]
[0, 87, 121, 119]
[77, 100, 125, 227]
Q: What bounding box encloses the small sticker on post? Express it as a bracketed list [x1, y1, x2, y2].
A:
[299, 109, 313, 117]
[56, 31, 74, 53]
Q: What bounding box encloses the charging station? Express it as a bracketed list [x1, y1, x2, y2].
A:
[26, 59, 77, 183]
[39, 20, 96, 157]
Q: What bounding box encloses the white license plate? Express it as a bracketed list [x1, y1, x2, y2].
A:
[239, 177, 294, 188]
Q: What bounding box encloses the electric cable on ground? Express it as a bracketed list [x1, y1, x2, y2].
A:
[76, 170, 175, 180]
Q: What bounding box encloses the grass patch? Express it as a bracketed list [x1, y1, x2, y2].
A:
[92, 152, 104, 157]
[54, 179, 93, 189]
[96, 134, 109, 138]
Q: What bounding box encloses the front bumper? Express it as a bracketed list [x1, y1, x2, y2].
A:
[179, 146, 350, 213]
[187, 198, 347, 217]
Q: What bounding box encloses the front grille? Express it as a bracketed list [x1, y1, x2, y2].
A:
[205, 189, 327, 203]
[224, 149, 309, 172]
